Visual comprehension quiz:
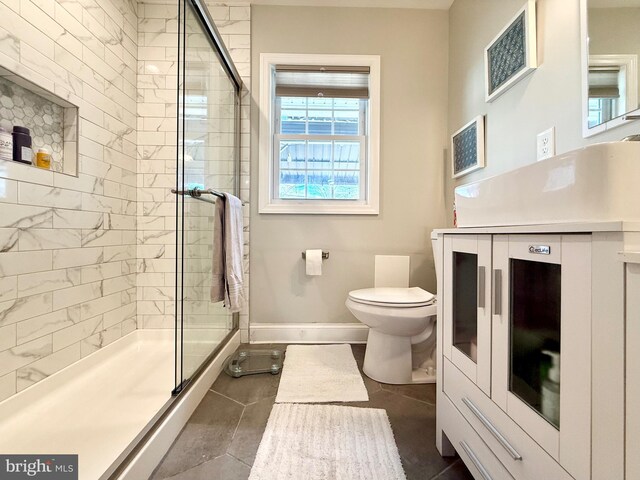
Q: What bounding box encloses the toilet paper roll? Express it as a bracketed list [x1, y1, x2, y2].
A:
[305, 249, 323, 276]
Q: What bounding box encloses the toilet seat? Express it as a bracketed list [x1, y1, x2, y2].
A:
[348, 287, 435, 308]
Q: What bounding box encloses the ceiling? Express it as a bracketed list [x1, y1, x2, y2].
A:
[225, 0, 454, 9]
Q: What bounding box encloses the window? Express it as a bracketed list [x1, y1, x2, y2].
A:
[588, 97, 617, 128]
[588, 66, 623, 127]
[586, 55, 638, 130]
[259, 54, 380, 214]
[276, 96, 365, 200]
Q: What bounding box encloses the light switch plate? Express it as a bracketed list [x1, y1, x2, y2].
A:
[537, 127, 555, 161]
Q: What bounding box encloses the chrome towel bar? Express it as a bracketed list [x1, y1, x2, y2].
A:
[171, 187, 245, 205]
[171, 187, 224, 199]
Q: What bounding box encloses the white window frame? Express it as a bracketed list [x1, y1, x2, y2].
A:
[259, 53, 380, 215]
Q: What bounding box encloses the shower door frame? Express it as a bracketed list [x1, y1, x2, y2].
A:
[173, 0, 244, 396]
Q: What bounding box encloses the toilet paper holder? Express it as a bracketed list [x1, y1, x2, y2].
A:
[301, 251, 330, 260]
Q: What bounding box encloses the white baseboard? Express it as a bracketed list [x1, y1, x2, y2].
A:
[117, 331, 241, 480]
[250, 323, 369, 344]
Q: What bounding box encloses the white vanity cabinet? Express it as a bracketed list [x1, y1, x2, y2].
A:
[435, 226, 631, 480]
[626, 261, 640, 480]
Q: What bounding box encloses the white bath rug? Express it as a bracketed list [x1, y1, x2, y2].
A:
[275, 344, 368, 403]
[249, 403, 406, 480]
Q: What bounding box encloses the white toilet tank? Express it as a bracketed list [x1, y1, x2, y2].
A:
[374, 255, 410, 288]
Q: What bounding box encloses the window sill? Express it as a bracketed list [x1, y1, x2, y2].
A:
[259, 200, 378, 215]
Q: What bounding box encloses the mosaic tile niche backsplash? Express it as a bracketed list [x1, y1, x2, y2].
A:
[0, 77, 64, 172]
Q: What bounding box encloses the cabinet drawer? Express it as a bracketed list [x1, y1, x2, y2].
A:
[440, 394, 514, 480]
[443, 359, 574, 480]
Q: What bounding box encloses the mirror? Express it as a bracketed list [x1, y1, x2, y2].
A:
[581, 0, 640, 137]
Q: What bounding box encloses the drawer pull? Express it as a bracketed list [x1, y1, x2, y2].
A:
[477, 266, 486, 308]
[459, 441, 493, 480]
[492, 269, 502, 315]
[462, 397, 522, 461]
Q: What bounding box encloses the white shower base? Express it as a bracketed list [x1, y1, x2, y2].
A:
[0, 327, 240, 480]
[0, 329, 174, 480]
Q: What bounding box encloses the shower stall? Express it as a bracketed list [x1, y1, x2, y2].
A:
[0, 1, 243, 479]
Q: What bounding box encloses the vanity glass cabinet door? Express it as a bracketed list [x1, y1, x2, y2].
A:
[443, 235, 492, 395]
[491, 235, 592, 479]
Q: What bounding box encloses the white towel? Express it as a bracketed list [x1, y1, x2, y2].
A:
[210, 196, 226, 303]
[222, 193, 246, 312]
[210, 193, 246, 313]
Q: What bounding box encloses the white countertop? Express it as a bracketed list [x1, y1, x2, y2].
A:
[618, 252, 640, 264]
[433, 221, 640, 235]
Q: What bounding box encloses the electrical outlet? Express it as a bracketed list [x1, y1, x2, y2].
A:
[537, 127, 555, 161]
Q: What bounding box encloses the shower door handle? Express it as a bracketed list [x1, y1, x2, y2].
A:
[492, 269, 502, 316]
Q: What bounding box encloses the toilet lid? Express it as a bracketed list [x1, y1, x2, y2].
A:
[348, 287, 435, 307]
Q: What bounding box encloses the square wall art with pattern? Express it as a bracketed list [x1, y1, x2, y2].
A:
[451, 115, 485, 179]
[484, 0, 537, 102]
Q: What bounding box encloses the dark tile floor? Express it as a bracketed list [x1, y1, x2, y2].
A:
[150, 344, 474, 480]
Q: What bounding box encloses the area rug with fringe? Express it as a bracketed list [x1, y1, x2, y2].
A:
[275, 344, 368, 403]
[249, 403, 406, 480]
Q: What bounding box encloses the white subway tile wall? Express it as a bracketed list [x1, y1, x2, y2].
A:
[0, 0, 250, 403]
[0, 0, 138, 402]
[137, 1, 250, 342]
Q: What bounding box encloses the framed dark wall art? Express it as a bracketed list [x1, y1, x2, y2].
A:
[484, 0, 537, 102]
[451, 115, 485, 179]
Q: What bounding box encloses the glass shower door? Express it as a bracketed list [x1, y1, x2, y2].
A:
[174, 0, 241, 392]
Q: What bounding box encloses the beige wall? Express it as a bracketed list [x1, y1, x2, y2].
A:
[250, 6, 449, 324]
[446, 0, 639, 220]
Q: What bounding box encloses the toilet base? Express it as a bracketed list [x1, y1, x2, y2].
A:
[410, 368, 436, 384]
[363, 329, 436, 385]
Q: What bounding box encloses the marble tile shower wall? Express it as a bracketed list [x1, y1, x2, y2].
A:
[137, 1, 250, 341]
[0, 0, 138, 402]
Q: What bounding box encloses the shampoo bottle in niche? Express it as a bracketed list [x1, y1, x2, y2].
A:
[0, 127, 12, 161]
[541, 350, 560, 427]
[12, 126, 33, 164]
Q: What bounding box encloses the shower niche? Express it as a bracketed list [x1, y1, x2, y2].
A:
[0, 65, 78, 176]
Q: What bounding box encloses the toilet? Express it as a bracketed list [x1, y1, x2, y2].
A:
[345, 255, 437, 385]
